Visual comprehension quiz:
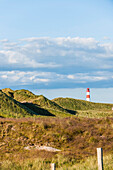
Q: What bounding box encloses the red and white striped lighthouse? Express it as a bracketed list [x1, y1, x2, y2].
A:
[86, 88, 90, 101]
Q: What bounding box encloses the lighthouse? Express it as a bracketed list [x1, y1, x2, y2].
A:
[86, 88, 90, 101]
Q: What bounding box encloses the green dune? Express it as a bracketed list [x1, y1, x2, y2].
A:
[52, 97, 113, 111]
[2, 88, 113, 118]
[2, 89, 72, 117]
[0, 90, 36, 118]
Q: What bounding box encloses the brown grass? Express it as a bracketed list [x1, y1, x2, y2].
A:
[0, 117, 113, 164]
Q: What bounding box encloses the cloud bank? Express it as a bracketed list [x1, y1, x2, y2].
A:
[0, 37, 113, 89]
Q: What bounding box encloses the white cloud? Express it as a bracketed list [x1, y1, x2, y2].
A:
[0, 37, 113, 88]
[0, 71, 55, 86]
[1, 75, 8, 79]
[34, 78, 49, 83]
[0, 37, 113, 70]
[67, 72, 111, 83]
[0, 70, 113, 87]
[67, 75, 75, 79]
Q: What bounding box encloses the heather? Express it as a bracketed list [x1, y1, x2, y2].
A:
[0, 117, 113, 169]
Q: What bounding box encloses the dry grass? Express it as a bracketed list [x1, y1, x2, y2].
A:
[0, 152, 113, 169]
[0, 117, 113, 169]
[76, 110, 113, 118]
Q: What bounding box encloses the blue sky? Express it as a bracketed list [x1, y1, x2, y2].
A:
[0, 0, 113, 40]
[0, 0, 113, 102]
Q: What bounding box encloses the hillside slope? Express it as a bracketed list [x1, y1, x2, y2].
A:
[3, 88, 113, 118]
[2, 89, 73, 117]
[32, 95, 69, 114]
[2, 88, 37, 102]
[0, 90, 36, 118]
[52, 97, 113, 111]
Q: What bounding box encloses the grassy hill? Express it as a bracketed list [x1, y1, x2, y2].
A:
[13, 90, 70, 115]
[2, 88, 113, 118]
[2, 89, 73, 117]
[0, 90, 36, 118]
[52, 97, 113, 111]
[52, 97, 113, 118]
[2, 88, 37, 102]
[32, 95, 71, 116]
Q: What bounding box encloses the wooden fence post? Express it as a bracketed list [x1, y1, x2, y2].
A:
[97, 148, 103, 170]
[51, 163, 55, 170]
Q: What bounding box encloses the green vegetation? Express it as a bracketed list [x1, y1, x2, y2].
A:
[2, 88, 37, 102]
[2, 88, 75, 117]
[53, 97, 113, 111]
[52, 97, 113, 118]
[14, 89, 37, 102]
[2, 88, 113, 118]
[32, 95, 71, 116]
[0, 90, 36, 118]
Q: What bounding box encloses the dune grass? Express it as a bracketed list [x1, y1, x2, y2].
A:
[0, 153, 113, 169]
[53, 97, 113, 111]
[0, 90, 36, 118]
[2, 88, 113, 118]
[2, 89, 73, 117]
[76, 110, 113, 118]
